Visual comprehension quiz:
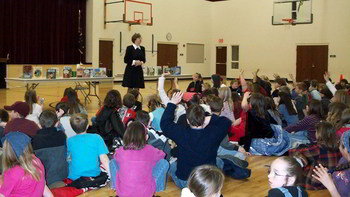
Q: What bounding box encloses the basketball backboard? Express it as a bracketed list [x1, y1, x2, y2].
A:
[272, 0, 313, 25]
[124, 0, 152, 25]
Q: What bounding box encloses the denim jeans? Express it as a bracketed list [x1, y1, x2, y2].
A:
[168, 157, 224, 189]
[287, 130, 310, 149]
[217, 146, 245, 160]
[109, 159, 169, 192]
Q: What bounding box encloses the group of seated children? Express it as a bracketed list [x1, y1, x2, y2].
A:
[0, 69, 349, 197]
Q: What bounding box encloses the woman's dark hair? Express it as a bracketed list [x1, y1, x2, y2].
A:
[186, 104, 205, 127]
[188, 165, 224, 197]
[320, 86, 333, 100]
[279, 157, 303, 185]
[250, 93, 266, 119]
[67, 89, 82, 114]
[279, 92, 297, 115]
[211, 74, 221, 88]
[307, 99, 324, 119]
[24, 90, 38, 114]
[131, 33, 141, 43]
[147, 94, 164, 112]
[265, 96, 278, 113]
[104, 90, 122, 108]
[316, 121, 338, 149]
[0, 109, 9, 122]
[123, 121, 147, 150]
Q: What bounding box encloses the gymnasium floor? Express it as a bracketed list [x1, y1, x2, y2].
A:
[1, 79, 331, 197]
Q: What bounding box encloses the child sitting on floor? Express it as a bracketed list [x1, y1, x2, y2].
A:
[218, 87, 235, 122]
[119, 93, 137, 126]
[289, 122, 342, 190]
[67, 113, 110, 184]
[110, 121, 169, 197]
[267, 157, 308, 197]
[336, 108, 350, 137]
[0, 132, 53, 197]
[25, 90, 43, 125]
[181, 165, 225, 197]
[148, 94, 165, 132]
[56, 102, 76, 138]
[129, 89, 142, 111]
[160, 92, 231, 189]
[313, 131, 350, 197]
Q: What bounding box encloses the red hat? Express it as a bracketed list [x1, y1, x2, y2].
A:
[4, 101, 30, 117]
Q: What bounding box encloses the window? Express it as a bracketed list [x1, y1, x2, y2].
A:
[186, 43, 205, 63]
[231, 45, 239, 69]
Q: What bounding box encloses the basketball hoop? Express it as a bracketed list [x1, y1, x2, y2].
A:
[282, 18, 295, 25]
[136, 19, 149, 26]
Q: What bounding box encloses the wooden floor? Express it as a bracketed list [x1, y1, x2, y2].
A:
[0, 79, 331, 197]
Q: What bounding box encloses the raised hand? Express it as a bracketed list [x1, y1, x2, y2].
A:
[312, 164, 340, 197]
[273, 73, 280, 79]
[324, 72, 331, 82]
[170, 92, 183, 105]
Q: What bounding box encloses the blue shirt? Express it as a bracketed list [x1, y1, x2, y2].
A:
[279, 104, 299, 127]
[151, 107, 165, 131]
[67, 133, 108, 180]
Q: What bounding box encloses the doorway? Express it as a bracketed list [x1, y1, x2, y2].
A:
[296, 45, 328, 82]
[99, 40, 113, 77]
[157, 44, 178, 67]
[216, 46, 227, 76]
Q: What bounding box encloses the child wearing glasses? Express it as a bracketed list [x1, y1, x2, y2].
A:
[268, 156, 308, 197]
[289, 122, 342, 190]
[110, 121, 169, 197]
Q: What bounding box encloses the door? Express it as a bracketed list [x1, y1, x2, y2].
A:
[216, 46, 227, 76]
[157, 44, 178, 67]
[99, 40, 113, 77]
[296, 45, 328, 82]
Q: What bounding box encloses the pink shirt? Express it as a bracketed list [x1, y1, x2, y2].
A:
[114, 145, 165, 197]
[0, 155, 45, 197]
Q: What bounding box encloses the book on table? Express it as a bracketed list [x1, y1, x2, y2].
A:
[33, 67, 43, 79]
[46, 69, 57, 79]
[83, 68, 93, 78]
[77, 67, 84, 77]
[23, 65, 33, 79]
[63, 66, 72, 78]
[92, 68, 107, 77]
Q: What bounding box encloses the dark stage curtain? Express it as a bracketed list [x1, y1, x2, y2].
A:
[0, 0, 86, 64]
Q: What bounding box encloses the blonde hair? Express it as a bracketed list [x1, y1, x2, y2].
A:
[219, 87, 233, 111]
[2, 141, 41, 181]
[334, 90, 350, 106]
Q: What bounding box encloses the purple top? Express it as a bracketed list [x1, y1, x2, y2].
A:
[285, 114, 321, 142]
[0, 156, 45, 197]
[114, 145, 165, 197]
[332, 157, 350, 197]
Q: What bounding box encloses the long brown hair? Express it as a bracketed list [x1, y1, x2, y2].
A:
[327, 102, 348, 126]
[123, 121, 147, 150]
[147, 94, 164, 112]
[279, 156, 303, 185]
[2, 141, 41, 181]
[250, 93, 266, 119]
[316, 122, 339, 149]
[24, 90, 37, 114]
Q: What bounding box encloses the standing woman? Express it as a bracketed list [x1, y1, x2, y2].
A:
[122, 33, 146, 92]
